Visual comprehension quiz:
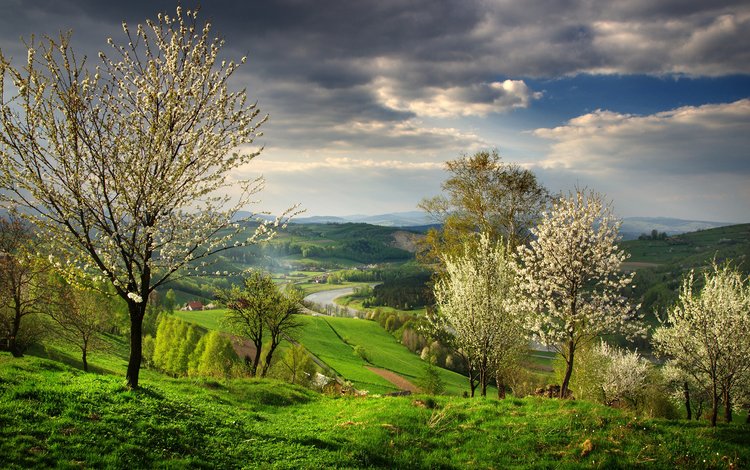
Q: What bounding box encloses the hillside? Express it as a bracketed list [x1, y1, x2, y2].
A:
[3, 353, 749, 469]
[623, 223, 750, 268]
[174, 308, 469, 395]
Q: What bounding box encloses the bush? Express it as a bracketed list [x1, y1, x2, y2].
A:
[417, 359, 445, 395]
[353, 345, 370, 363]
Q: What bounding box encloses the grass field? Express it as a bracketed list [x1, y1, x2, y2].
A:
[175, 308, 469, 395]
[622, 223, 750, 266]
[3, 352, 749, 469]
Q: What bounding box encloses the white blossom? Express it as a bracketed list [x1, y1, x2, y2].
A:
[515, 188, 641, 397]
[653, 263, 750, 426]
[0, 8, 302, 387]
[430, 232, 526, 396]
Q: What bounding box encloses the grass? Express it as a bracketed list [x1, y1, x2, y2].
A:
[623, 223, 750, 266]
[336, 294, 428, 316]
[2, 351, 749, 469]
[175, 308, 468, 395]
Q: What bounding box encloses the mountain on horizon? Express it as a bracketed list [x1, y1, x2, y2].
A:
[230, 210, 734, 238]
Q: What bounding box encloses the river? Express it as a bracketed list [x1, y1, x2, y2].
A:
[303, 286, 364, 317]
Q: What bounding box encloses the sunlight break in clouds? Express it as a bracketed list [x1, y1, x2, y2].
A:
[533, 99, 750, 175]
[374, 78, 541, 118]
[251, 157, 444, 173]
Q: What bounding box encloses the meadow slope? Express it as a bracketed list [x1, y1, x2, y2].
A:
[2, 353, 749, 469]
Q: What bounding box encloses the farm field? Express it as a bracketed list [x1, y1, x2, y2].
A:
[175, 308, 469, 395]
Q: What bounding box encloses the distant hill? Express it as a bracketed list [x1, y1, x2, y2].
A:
[287, 211, 735, 235]
[294, 211, 433, 227]
[620, 217, 734, 240]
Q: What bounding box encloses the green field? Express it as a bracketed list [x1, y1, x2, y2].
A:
[175, 308, 468, 395]
[3, 352, 749, 469]
[623, 223, 750, 267]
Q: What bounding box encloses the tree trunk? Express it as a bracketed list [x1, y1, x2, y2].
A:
[251, 339, 263, 377]
[261, 340, 278, 377]
[723, 387, 732, 423]
[683, 381, 691, 420]
[9, 307, 22, 357]
[82, 340, 89, 373]
[710, 382, 718, 427]
[125, 301, 146, 389]
[497, 376, 506, 399]
[560, 340, 575, 398]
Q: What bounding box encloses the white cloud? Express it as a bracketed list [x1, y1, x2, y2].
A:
[374, 78, 541, 118]
[250, 156, 444, 173]
[533, 99, 750, 174]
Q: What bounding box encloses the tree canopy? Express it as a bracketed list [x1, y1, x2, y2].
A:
[0, 8, 297, 387]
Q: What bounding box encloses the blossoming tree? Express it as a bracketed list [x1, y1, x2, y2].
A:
[653, 263, 750, 426]
[431, 232, 526, 397]
[515, 189, 641, 398]
[0, 8, 297, 388]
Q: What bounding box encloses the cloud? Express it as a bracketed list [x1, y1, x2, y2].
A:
[2, 0, 748, 157]
[374, 78, 541, 118]
[533, 99, 750, 175]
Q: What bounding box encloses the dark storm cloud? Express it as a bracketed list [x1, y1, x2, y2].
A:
[1, 0, 748, 153]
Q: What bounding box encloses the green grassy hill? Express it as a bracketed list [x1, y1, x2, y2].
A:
[621, 224, 750, 329]
[2, 352, 749, 469]
[174, 309, 468, 395]
[623, 223, 750, 268]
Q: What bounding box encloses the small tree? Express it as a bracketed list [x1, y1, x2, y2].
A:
[0, 217, 50, 356]
[277, 344, 316, 387]
[653, 263, 750, 426]
[219, 272, 275, 376]
[190, 331, 238, 378]
[516, 189, 641, 398]
[260, 285, 303, 377]
[220, 274, 302, 377]
[46, 278, 113, 372]
[417, 356, 446, 395]
[0, 8, 297, 388]
[430, 232, 525, 397]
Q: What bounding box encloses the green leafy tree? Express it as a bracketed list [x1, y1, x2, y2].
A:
[164, 289, 176, 315]
[277, 344, 316, 386]
[0, 217, 50, 356]
[419, 150, 548, 267]
[219, 274, 302, 377]
[0, 7, 296, 388]
[191, 331, 238, 378]
[417, 358, 446, 395]
[152, 316, 177, 372]
[46, 278, 114, 372]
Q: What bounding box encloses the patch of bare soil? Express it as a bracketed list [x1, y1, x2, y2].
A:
[366, 366, 420, 392]
[391, 231, 423, 253]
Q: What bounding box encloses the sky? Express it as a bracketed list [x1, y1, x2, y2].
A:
[1, 0, 749, 222]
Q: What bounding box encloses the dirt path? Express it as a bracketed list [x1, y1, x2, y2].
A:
[366, 366, 420, 393]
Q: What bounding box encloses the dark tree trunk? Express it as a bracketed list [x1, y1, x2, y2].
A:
[125, 301, 146, 389]
[710, 382, 718, 427]
[723, 388, 732, 423]
[560, 340, 575, 398]
[261, 339, 280, 377]
[82, 340, 89, 373]
[251, 339, 263, 377]
[683, 381, 691, 420]
[9, 307, 23, 357]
